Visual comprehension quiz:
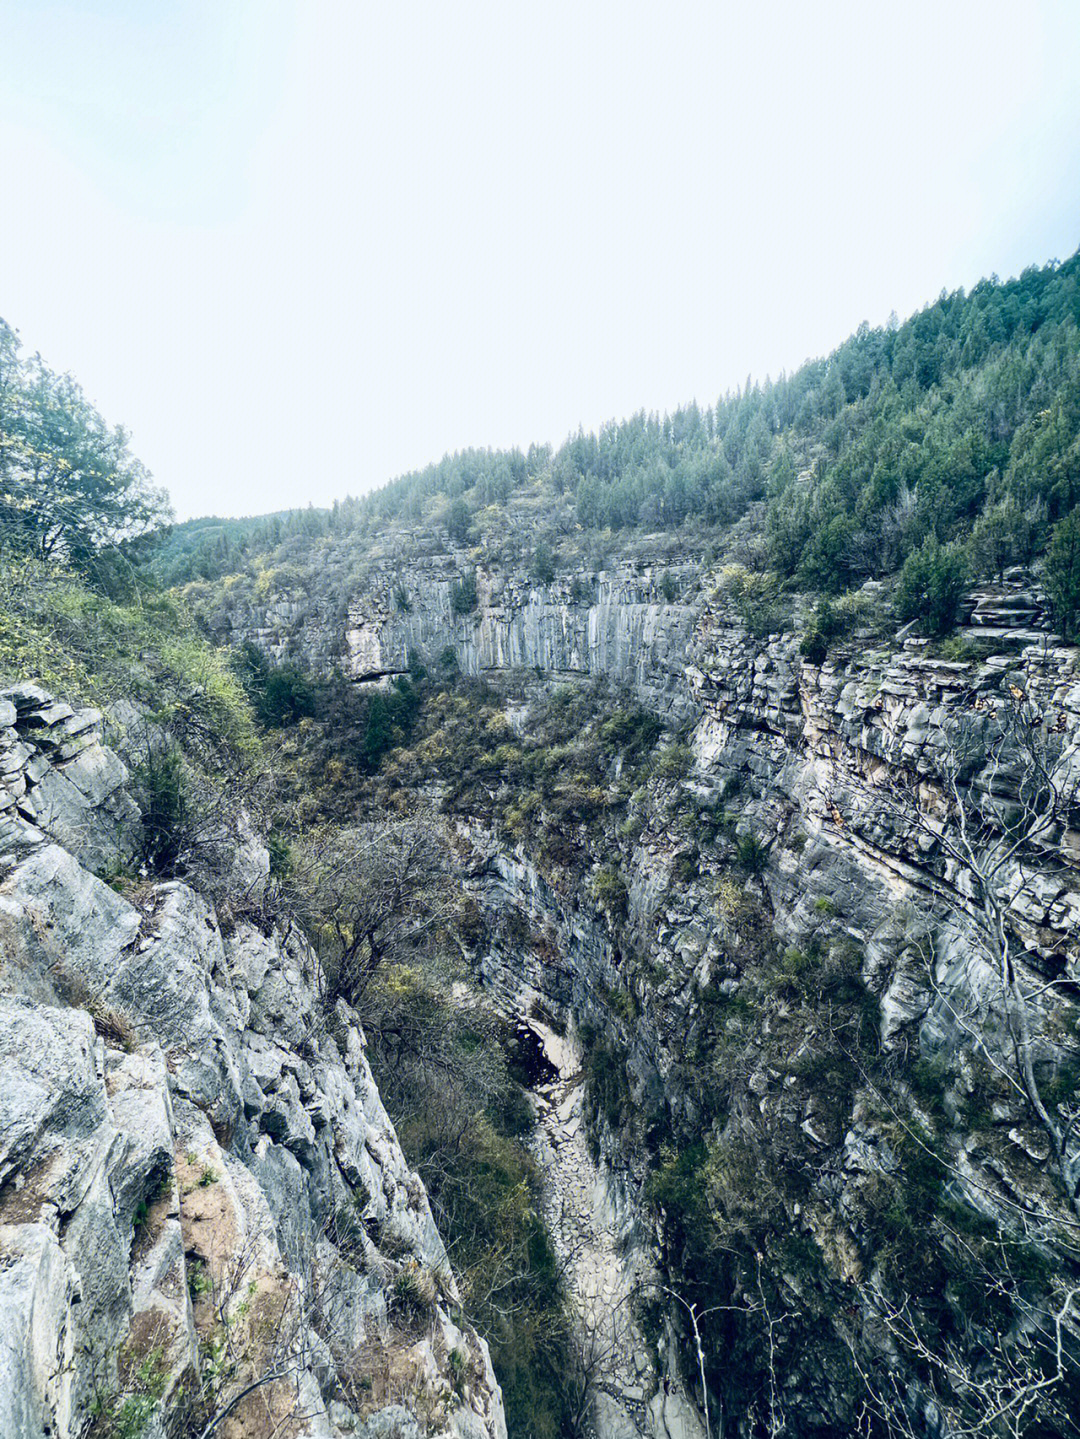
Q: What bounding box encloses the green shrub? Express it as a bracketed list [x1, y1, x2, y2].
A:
[87, 1346, 169, 1439]
[136, 746, 189, 877]
[598, 706, 662, 757]
[234, 641, 317, 728]
[267, 831, 292, 878]
[392, 1264, 437, 1321]
[1045, 509, 1080, 640]
[735, 832, 768, 874]
[653, 742, 692, 781]
[590, 865, 628, 919]
[451, 572, 478, 614]
[895, 537, 968, 636]
[531, 542, 556, 585]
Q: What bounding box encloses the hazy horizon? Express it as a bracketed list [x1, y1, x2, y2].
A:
[3, 0, 1079, 521]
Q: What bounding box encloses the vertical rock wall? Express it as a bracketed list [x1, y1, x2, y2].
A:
[0, 687, 506, 1439]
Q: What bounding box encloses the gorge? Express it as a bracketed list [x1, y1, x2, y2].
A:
[3, 252, 1080, 1438]
[198, 543, 1080, 1437]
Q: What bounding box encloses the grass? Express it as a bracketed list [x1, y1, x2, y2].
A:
[87, 1346, 169, 1439]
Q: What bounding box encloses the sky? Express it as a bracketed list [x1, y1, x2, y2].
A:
[1, 1, 1079, 522]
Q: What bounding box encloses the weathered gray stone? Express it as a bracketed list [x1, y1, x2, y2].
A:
[0, 686, 506, 1439]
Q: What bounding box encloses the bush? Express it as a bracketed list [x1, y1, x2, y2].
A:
[718, 565, 790, 637]
[895, 537, 968, 636]
[590, 864, 628, 919]
[451, 572, 478, 614]
[653, 742, 692, 781]
[136, 746, 189, 876]
[736, 831, 768, 874]
[531, 541, 556, 585]
[799, 630, 828, 665]
[392, 1264, 437, 1321]
[598, 706, 662, 757]
[233, 641, 316, 728]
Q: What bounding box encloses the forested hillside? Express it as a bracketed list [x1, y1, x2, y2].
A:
[157, 252, 1080, 620]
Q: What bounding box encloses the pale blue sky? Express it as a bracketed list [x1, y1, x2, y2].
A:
[1, 0, 1079, 519]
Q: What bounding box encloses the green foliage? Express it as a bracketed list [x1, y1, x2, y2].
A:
[267, 830, 292, 878]
[531, 540, 556, 584]
[895, 536, 968, 636]
[446, 496, 472, 543]
[87, 1345, 169, 1439]
[392, 1265, 437, 1321]
[0, 318, 170, 584]
[718, 565, 790, 636]
[187, 1258, 211, 1303]
[361, 676, 421, 770]
[1045, 508, 1080, 640]
[966, 500, 1036, 581]
[652, 742, 692, 782]
[598, 705, 662, 757]
[451, 571, 478, 614]
[735, 831, 768, 874]
[135, 746, 189, 877]
[590, 864, 628, 919]
[233, 640, 316, 728]
[799, 629, 828, 665]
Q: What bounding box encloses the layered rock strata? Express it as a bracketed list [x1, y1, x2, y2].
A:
[0, 687, 505, 1439]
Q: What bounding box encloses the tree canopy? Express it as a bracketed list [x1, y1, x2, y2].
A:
[155, 252, 1080, 606]
[0, 319, 169, 584]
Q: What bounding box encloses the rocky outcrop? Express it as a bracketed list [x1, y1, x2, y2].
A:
[527, 1021, 706, 1439]
[209, 552, 703, 720]
[445, 571, 1080, 1434]
[202, 549, 1080, 1433]
[0, 688, 505, 1439]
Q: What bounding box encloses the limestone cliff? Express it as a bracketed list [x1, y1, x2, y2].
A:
[0, 685, 506, 1439]
[216, 547, 1080, 1436]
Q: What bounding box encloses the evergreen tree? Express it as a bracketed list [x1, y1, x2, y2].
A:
[1045, 509, 1080, 640]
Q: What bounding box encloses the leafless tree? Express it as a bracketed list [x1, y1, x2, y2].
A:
[812, 681, 1080, 1432]
[841, 1276, 1080, 1439]
[861, 690, 1080, 1222]
[286, 816, 457, 1005]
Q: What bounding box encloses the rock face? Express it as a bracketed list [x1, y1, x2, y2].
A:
[526, 1020, 707, 1439]
[186, 553, 1080, 1433]
[451, 575, 1080, 1433]
[0, 689, 506, 1439]
[209, 552, 703, 720]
